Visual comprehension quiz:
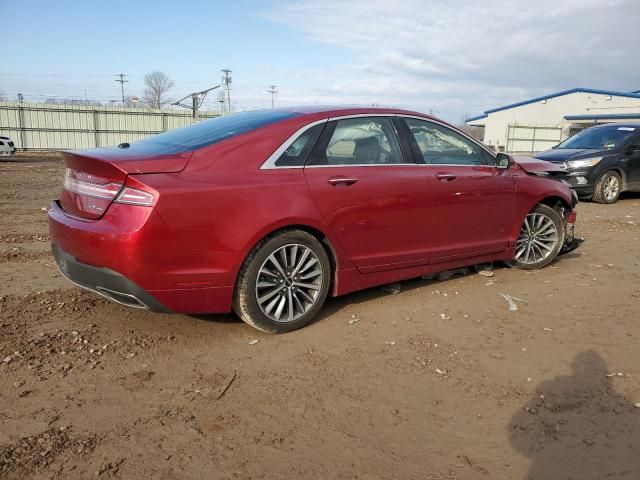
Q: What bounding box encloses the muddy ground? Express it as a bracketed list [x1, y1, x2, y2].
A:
[1, 154, 639, 479]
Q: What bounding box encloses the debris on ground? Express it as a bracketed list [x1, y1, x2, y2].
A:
[422, 267, 471, 281]
[474, 263, 493, 273]
[248, 339, 259, 346]
[478, 270, 494, 277]
[499, 293, 527, 312]
[216, 371, 237, 400]
[460, 454, 489, 475]
[381, 283, 402, 295]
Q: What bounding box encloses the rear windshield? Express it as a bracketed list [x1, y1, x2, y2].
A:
[116, 110, 300, 155]
[557, 125, 636, 150]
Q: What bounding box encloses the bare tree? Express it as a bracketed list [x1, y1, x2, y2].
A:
[0, 87, 7, 102]
[143, 71, 174, 109]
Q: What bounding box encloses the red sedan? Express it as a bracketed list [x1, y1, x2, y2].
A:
[49, 107, 578, 333]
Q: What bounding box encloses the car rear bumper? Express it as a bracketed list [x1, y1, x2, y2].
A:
[48, 200, 235, 314]
[52, 242, 169, 312]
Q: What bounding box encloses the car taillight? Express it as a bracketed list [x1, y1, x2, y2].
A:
[63, 168, 122, 200]
[115, 187, 155, 206]
[61, 168, 158, 219]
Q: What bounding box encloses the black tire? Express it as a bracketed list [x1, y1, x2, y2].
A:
[506, 204, 565, 270]
[233, 230, 331, 333]
[592, 170, 622, 204]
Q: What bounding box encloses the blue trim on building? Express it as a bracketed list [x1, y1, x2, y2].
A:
[466, 88, 640, 123]
[564, 114, 640, 121]
[466, 114, 488, 122]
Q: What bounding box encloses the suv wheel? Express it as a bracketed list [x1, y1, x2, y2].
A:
[593, 171, 621, 204]
[507, 204, 565, 270]
[233, 230, 331, 333]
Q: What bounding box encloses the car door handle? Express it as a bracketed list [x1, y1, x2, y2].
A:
[328, 176, 358, 186]
[436, 173, 457, 181]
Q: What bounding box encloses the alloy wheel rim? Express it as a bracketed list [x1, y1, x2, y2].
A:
[255, 243, 323, 323]
[514, 213, 559, 265]
[603, 176, 619, 201]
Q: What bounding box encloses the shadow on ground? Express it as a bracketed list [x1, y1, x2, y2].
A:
[509, 350, 640, 479]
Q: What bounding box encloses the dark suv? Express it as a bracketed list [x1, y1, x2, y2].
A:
[535, 123, 640, 203]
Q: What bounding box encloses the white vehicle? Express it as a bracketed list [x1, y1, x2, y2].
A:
[0, 135, 16, 156]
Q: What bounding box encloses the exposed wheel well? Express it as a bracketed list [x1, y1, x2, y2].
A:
[538, 195, 571, 212]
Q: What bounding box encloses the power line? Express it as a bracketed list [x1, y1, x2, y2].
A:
[172, 84, 221, 119]
[115, 74, 128, 106]
[267, 85, 278, 108]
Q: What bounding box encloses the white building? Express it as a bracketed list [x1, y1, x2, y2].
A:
[466, 88, 640, 154]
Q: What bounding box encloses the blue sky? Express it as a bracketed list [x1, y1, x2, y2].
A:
[2, 0, 639, 121]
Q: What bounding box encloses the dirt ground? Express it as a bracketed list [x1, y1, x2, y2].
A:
[1, 154, 639, 480]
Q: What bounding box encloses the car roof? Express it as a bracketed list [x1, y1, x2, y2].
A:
[273, 105, 436, 119]
[588, 122, 640, 129]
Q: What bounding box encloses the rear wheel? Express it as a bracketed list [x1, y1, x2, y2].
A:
[593, 170, 621, 204]
[507, 204, 565, 270]
[233, 230, 331, 333]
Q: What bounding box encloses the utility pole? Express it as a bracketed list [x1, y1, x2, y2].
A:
[221, 69, 232, 114]
[115, 74, 128, 106]
[267, 85, 277, 108]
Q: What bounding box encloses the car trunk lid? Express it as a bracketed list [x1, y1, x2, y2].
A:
[59, 148, 189, 220]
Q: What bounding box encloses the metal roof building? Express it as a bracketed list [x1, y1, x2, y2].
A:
[466, 88, 640, 154]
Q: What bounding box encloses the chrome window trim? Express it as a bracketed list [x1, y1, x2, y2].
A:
[260, 119, 328, 170]
[305, 163, 412, 168]
[260, 113, 498, 170]
[260, 114, 404, 170]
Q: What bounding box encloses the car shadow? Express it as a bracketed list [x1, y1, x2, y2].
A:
[189, 257, 583, 328]
[187, 265, 489, 327]
[509, 350, 640, 479]
[310, 264, 501, 325]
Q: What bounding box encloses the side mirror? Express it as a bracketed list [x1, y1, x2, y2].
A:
[496, 153, 511, 169]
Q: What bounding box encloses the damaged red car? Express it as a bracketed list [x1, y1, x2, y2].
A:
[49, 107, 580, 333]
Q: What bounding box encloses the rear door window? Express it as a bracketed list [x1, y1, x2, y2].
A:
[308, 117, 405, 166]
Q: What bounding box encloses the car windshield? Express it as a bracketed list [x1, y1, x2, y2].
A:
[556, 125, 636, 150]
[115, 110, 300, 155]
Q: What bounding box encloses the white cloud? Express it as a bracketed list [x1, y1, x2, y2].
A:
[266, 0, 640, 121]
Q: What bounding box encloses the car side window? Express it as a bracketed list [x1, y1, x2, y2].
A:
[405, 118, 487, 166]
[275, 123, 325, 167]
[308, 117, 404, 166]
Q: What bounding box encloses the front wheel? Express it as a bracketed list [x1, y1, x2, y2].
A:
[233, 230, 331, 333]
[593, 170, 621, 204]
[507, 204, 565, 270]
